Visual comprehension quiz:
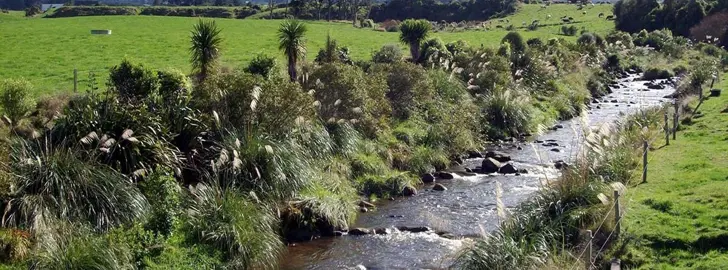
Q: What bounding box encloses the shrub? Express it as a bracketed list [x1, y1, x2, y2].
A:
[673, 65, 688, 76]
[642, 68, 673, 80]
[373, 62, 434, 120]
[561, 25, 578, 36]
[244, 53, 277, 78]
[47, 6, 139, 18]
[419, 38, 453, 67]
[526, 38, 543, 47]
[361, 18, 375, 28]
[305, 63, 390, 136]
[381, 19, 400, 32]
[372, 44, 404, 63]
[24, 5, 41, 17]
[109, 59, 160, 101]
[183, 181, 282, 268]
[480, 88, 533, 139]
[0, 79, 33, 127]
[577, 32, 596, 46]
[158, 69, 191, 103]
[605, 30, 634, 48]
[139, 167, 181, 236]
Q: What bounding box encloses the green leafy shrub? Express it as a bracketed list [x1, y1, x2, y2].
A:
[139, 167, 181, 236]
[372, 44, 404, 64]
[419, 38, 453, 67]
[605, 30, 634, 48]
[109, 59, 160, 100]
[502, 32, 526, 53]
[0, 228, 31, 263]
[372, 62, 434, 120]
[306, 63, 390, 137]
[158, 69, 191, 104]
[244, 53, 277, 78]
[561, 25, 578, 36]
[0, 79, 33, 127]
[47, 6, 139, 18]
[314, 35, 353, 65]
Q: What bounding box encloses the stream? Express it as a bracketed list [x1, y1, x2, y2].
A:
[280, 73, 675, 270]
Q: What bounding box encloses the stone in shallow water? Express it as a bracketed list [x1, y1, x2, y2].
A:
[348, 228, 372, 235]
[421, 173, 435, 183]
[498, 163, 518, 174]
[433, 183, 447, 191]
[481, 158, 501, 173]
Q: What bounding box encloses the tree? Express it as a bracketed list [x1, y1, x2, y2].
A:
[399, 19, 432, 62]
[278, 20, 307, 82]
[689, 11, 728, 44]
[613, 0, 660, 33]
[190, 19, 223, 83]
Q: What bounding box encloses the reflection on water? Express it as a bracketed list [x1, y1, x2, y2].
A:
[281, 75, 675, 269]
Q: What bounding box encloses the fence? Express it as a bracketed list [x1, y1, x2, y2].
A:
[569, 101, 682, 270]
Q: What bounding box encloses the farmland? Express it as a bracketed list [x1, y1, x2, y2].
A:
[0, 4, 614, 96]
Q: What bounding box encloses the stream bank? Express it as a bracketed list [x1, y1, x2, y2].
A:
[281, 73, 675, 270]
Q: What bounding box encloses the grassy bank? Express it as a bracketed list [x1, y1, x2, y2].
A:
[613, 77, 728, 269]
[0, 4, 613, 96]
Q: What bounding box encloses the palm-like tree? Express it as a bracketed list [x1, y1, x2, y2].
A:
[399, 19, 432, 62]
[190, 19, 223, 82]
[278, 20, 307, 82]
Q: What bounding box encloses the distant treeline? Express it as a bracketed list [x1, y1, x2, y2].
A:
[288, 0, 518, 22]
[614, 0, 728, 45]
[44, 6, 259, 18]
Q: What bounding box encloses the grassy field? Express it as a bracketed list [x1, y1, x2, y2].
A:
[0, 4, 614, 96]
[618, 79, 728, 268]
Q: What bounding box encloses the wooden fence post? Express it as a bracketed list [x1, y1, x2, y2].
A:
[673, 99, 679, 140]
[586, 230, 593, 270]
[664, 111, 669, 146]
[614, 190, 621, 240]
[73, 68, 78, 93]
[642, 140, 648, 183]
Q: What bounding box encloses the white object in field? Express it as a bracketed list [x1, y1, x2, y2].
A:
[91, 30, 112, 35]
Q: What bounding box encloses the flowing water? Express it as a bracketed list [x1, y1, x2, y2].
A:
[280, 74, 675, 270]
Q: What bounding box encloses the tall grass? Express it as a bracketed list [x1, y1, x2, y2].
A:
[183, 180, 282, 269]
[3, 137, 149, 232]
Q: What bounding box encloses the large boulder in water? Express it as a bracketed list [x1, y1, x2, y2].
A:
[421, 173, 435, 183]
[481, 158, 501, 173]
[402, 186, 417, 196]
[485, 151, 511, 162]
[498, 163, 518, 174]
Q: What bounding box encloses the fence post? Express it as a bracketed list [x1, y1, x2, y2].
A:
[664, 111, 669, 146]
[641, 140, 648, 183]
[586, 230, 593, 270]
[614, 190, 621, 240]
[73, 68, 78, 93]
[672, 99, 679, 140]
[611, 258, 621, 270]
